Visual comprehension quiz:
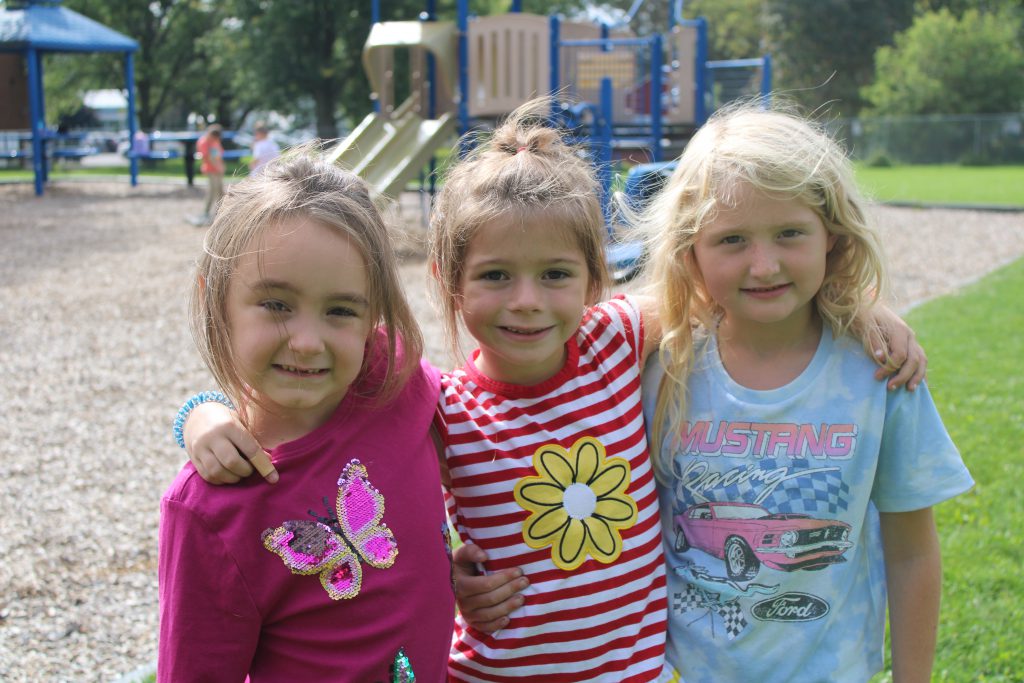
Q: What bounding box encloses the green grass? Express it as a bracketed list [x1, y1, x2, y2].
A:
[870, 257, 1024, 682]
[0, 158, 248, 182]
[854, 164, 1024, 207]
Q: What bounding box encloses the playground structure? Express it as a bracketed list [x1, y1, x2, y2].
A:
[0, 0, 140, 196]
[331, 0, 772, 211]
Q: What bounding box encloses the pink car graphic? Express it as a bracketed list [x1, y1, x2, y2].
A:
[673, 502, 853, 581]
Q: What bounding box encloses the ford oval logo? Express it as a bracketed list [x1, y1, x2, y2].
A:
[751, 593, 829, 622]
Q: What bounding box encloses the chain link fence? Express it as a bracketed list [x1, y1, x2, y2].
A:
[828, 113, 1024, 165]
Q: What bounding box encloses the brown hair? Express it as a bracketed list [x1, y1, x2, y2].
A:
[429, 97, 609, 359]
[189, 145, 423, 417]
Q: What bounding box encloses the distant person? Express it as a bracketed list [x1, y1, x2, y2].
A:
[195, 123, 225, 224]
[249, 121, 280, 174]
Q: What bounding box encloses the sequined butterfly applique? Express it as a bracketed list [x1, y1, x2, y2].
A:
[262, 459, 398, 600]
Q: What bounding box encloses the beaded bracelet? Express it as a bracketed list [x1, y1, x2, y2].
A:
[173, 391, 235, 449]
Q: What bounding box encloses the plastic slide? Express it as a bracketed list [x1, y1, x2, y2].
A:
[326, 97, 455, 199]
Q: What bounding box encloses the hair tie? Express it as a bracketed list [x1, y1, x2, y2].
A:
[516, 146, 528, 154]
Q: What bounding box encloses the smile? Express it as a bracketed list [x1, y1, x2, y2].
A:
[499, 325, 553, 337]
[274, 364, 329, 376]
[741, 284, 791, 298]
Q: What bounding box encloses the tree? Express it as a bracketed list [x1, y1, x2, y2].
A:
[861, 8, 1024, 115]
[763, 0, 916, 116]
[45, 0, 230, 130]
[683, 0, 766, 62]
[225, 0, 433, 139]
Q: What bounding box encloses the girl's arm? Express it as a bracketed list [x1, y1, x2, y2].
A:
[635, 296, 926, 389]
[880, 508, 941, 683]
[451, 542, 529, 633]
[634, 294, 662, 366]
[182, 401, 278, 484]
[158, 499, 261, 680]
[868, 304, 928, 391]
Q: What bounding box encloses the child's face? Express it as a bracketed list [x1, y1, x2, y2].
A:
[225, 218, 372, 430]
[458, 214, 590, 385]
[692, 182, 837, 338]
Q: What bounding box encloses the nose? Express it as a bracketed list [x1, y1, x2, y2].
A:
[748, 243, 781, 280]
[285, 317, 325, 356]
[507, 279, 542, 311]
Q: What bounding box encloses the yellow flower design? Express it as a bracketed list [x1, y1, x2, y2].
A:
[513, 436, 638, 571]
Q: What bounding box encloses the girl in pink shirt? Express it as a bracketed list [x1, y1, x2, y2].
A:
[158, 151, 454, 682]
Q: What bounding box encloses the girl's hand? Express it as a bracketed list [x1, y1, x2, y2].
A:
[868, 305, 927, 391]
[183, 402, 278, 484]
[452, 543, 528, 633]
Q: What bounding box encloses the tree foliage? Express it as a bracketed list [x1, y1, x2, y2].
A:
[862, 8, 1024, 115]
[224, 0, 427, 139]
[682, 0, 765, 61]
[46, 0, 231, 129]
[763, 0, 916, 116]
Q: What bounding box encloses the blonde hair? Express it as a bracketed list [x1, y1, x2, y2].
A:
[430, 97, 609, 359]
[641, 102, 888, 479]
[189, 147, 423, 418]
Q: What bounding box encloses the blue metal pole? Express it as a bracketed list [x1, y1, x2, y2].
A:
[760, 54, 772, 108]
[694, 17, 708, 124]
[650, 34, 663, 162]
[424, 1, 437, 119]
[26, 48, 44, 196]
[458, 0, 469, 149]
[125, 53, 138, 187]
[549, 14, 560, 117]
[510, 0, 522, 11]
[424, 0, 437, 195]
[599, 77, 614, 233]
[371, 0, 381, 113]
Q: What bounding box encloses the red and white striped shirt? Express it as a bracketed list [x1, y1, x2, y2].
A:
[437, 296, 667, 682]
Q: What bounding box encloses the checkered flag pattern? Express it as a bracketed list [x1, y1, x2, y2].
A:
[674, 585, 706, 615]
[716, 600, 747, 639]
[709, 459, 850, 515]
[674, 585, 748, 640]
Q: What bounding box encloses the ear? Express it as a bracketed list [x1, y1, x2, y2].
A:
[197, 273, 207, 294]
[683, 247, 704, 283]
[826, 232, 839, 253]
[430, 261, 462, 311]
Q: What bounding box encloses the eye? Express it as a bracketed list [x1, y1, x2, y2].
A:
[260, 299, 289, 313]
[779, 228, 803, 239]
[479, 270, 508, 282]
[542, 269, 572, 281]
[328, 305, 359, 317]
[719, 235, 744, 245]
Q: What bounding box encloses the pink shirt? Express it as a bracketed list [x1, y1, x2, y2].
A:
[158, 356, 454, 682]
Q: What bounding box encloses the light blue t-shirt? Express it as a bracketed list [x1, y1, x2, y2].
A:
[642, 327, 973, 683]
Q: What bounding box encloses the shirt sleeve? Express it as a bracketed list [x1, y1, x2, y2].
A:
[158, 497, 262, 682]
[598, 294, 645, 364]
[871, 382, 974, 512]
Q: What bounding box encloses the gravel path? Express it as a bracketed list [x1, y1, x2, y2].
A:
[1, 180, 1021, 681]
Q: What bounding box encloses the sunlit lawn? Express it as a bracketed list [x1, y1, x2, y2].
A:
[871, 257, 1024, 682]
[854, 164, 1024, 207]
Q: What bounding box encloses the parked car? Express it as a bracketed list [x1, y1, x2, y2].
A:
[673, 502, 853, 581]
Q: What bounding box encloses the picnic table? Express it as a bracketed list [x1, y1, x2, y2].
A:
[0, 130, 100, 166]
[135, 130, 239, 186]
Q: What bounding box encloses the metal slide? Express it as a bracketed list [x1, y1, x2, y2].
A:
[326, 97, 455, 199]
